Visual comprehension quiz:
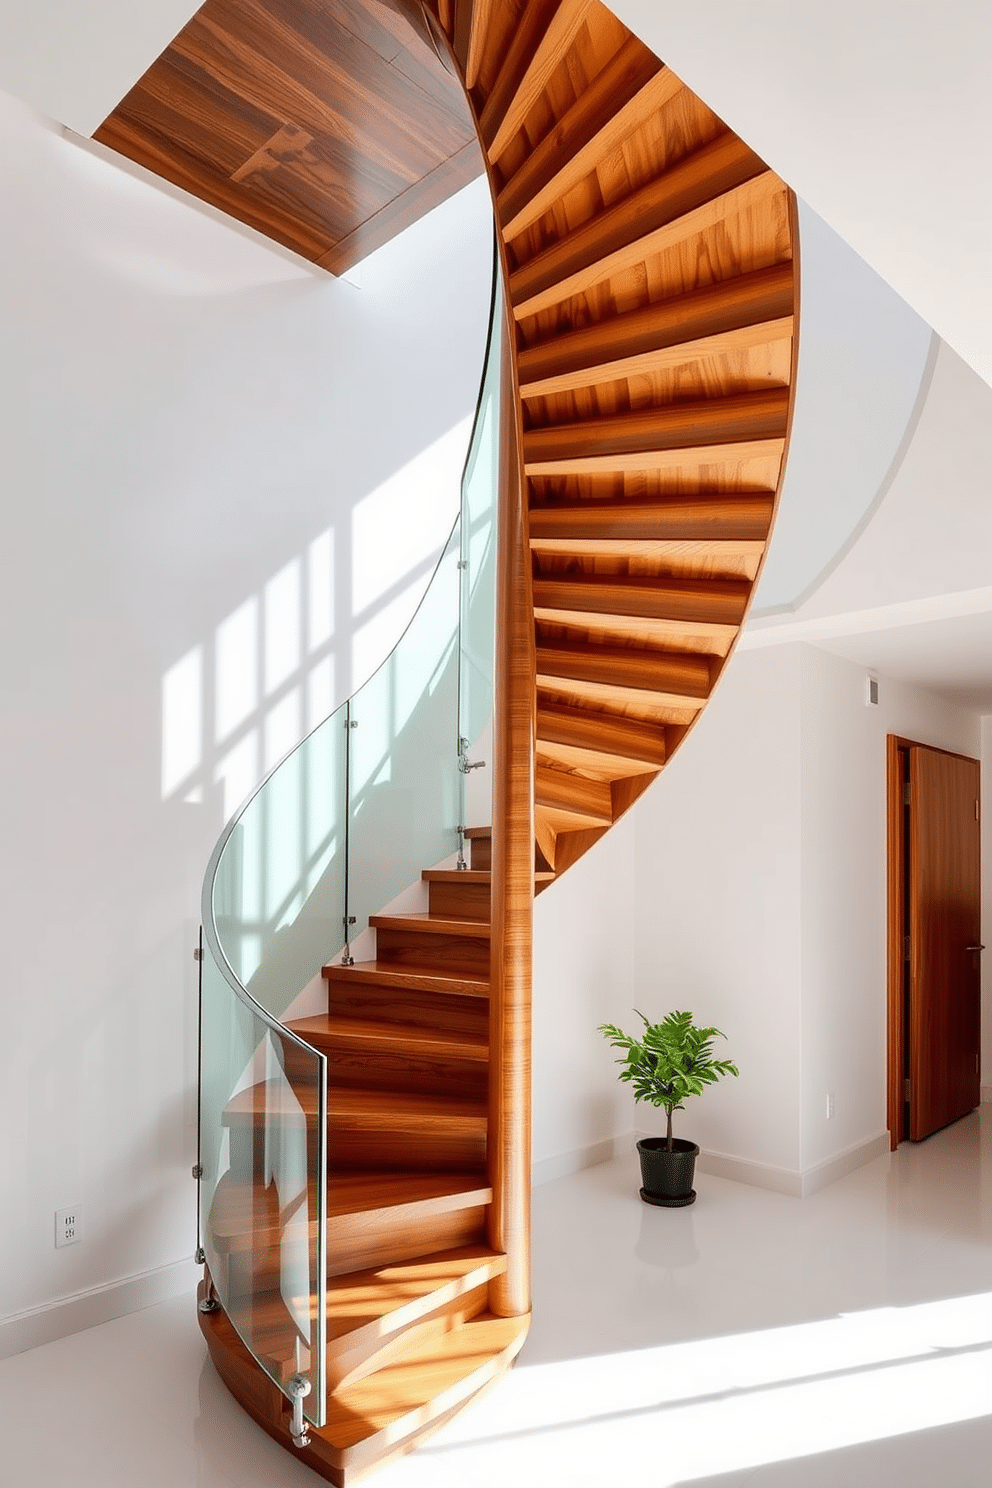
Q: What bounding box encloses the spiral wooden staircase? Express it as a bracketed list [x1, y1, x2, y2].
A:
[97, 1, 797, 1480]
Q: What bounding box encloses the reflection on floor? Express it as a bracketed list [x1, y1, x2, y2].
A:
[3, 1107, 991, 1487]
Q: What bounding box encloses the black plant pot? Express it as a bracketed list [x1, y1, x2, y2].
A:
[637, 1137, 699, 1207]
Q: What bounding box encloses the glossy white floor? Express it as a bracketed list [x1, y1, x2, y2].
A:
[3, 1108, 992, 1488]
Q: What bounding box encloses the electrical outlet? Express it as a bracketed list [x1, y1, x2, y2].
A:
[826, 1093, 835, 1120]
[55, 1207, 82, 1248]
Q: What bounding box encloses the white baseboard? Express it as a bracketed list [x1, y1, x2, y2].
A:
[0, 1258, 195, 1361]
[798, 1132, 891, 1196]
[532, 1131, 632, 1187]
[691, 1131, 890, 1199]
[694, 1147, 803, 1197]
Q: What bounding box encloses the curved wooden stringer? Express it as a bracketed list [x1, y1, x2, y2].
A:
[197, 2, 798, 1481]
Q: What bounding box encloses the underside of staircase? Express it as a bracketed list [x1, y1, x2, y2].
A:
[100, 1, 798, 1480]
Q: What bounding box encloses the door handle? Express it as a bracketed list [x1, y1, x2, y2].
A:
[966, 944, 985, 952]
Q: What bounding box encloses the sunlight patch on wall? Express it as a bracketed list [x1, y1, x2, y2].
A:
[351, 416, 470, 618]
[215, 597, 258, 742]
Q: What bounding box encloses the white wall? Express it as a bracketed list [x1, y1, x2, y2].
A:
[532, 812, 636, 1182]
[798, 647, 980, 1173]
[631, 647, 804, 1175]
[982, 716, 992, 1098]
[595, 641, 981, 1190]
[0, 90, 492, 1330]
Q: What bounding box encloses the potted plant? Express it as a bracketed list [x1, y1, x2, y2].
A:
[599, 1009, 738, 1207]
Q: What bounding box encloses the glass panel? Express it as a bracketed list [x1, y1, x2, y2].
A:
[200, 942, 327, 1427]
[346, 520, 462, 942]
[458, 296, 499, 775]
[211, 698, 348, 1024]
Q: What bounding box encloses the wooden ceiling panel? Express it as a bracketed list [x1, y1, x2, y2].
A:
[94, 0, 483, 273]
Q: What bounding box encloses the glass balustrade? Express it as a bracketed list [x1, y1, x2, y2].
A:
[197, 228, 501, 1431]
[199, 936, 327, 1427]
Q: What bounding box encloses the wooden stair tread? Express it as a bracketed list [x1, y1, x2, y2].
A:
[517, 262, 796, 387]
[285, 1013, 488, 1063]
[537, 702, 667, 769]
[233, 1246, 507, 1357]
[320, 1311, 529, 1462]
[484, 0, 594, 160]
[326, 1245, 506, 1340]
[523, 388, 790, 466]
[536, 638, 712, 697]
[533, 607, 738, 653]
[512, 172, 787, 321]
[328, 1171, 492, 1220]
[509, 131, 768, 303]
[501, 64, 684, 241]
[370, 911, 492, 938]
[532, 571, 750, 628]
[519, 317, 792, 401]
[324, 960, 489, 998]
[421, 867, 552, 885]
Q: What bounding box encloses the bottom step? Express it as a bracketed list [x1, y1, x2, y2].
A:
[200, 1282, 529, 1485]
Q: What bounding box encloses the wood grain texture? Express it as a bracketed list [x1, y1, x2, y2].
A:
[485, 0, 595, 159]
[95, 0, 481, 271]
[496, 33, 660, 228]
[908, 745, 982, 1141]
[487, 304, 534, 1317]
[509, 131, 767, 292]
[886, 735, 906, 1149]
[199, 1278, 528, 1482]
[528, 493, 775, 542]
[513, 172, 789, 320]
[501, 63, 683, 238]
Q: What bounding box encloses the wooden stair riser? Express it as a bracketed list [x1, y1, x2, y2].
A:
[328, 1200, 488, 1280]
[465, 829, 548, 875]
[325, 1047, 487, 1101]
[224, 1100, 487, 1179]
[537, 702, 668, 769]
[325, 979, 489, 1038]
[426, 878, 493, 920]
[374, 926, 491, 975]
[534, 765, 613, 824]
[464, 828, 491, 869]
[328, 1123, 487, 1175]
[280, 1019, 489, 1100]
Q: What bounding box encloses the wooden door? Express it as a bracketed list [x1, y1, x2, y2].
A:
[908, 746, 982, 1140]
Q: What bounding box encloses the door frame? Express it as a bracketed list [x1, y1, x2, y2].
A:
[886, 734, 981, 1148]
